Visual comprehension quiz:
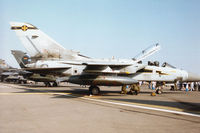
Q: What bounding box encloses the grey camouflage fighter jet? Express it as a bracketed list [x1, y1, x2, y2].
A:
[10, 22, 200, 95]
[11, 50, 59, 87]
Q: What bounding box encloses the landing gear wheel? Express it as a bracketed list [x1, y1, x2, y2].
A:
[44, 82, 51, 87]
[18, 80, 22, 84]
[52, 82, 58, 87]
[89, 86, 100, 95]
[135, 90, 139, 95]
[156, 89, 162, 94]
[1, 77, 4, 82]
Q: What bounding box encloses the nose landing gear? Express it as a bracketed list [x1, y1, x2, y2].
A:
[89, 85, 100, 95]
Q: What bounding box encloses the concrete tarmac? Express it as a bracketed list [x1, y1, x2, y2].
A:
[0, 82, 200, 133]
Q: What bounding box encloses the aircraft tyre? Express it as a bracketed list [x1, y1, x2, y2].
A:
[44, 82, 52, 87]
[47, 82, 52, 87]
[1, 77, 4, 82]
[89, 86, 100, 95]
[52, 82, 58, 87]
[135, 90, 139, 95]
[18, 80, 22, 84]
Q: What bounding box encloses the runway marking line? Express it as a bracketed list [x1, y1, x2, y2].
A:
[98, 98, 184, 112]
[80, 96, 200, 118]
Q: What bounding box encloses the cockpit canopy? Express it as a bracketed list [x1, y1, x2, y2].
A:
[148, 61, 160, 67]
[147, 61, 176, 68]
[161, 62, 176, 68]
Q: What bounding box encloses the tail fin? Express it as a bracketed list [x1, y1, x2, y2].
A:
[11, 50, 30, 68]
[10, 22, 78, 59]
[0, 59, 12, 69]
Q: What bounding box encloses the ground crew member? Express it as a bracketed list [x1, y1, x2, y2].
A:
[155, 82, 164, 94]
[120, 85, 128, 94]
[174, 81, 178, 91]
[186, 83, 189, 92]
[190, 82, 194, 91]
[129, 83, 140, 95]
[152, 81, 156, 90]
[148, 81, 152, 89]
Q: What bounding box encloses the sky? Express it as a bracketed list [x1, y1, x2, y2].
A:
[0, 0, 200, 74]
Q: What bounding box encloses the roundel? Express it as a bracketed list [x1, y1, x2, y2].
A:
[22, 55, 30, 64]
[21, 25, 28, 31]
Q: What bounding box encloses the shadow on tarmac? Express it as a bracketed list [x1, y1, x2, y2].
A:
[10, 85, 200, 123]
[13, 85, 200, 116]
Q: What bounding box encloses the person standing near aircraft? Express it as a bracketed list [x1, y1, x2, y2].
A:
[186, 83, 189, 92]
[129, 83, 140, 95]
[198, 82, 200, 91]
[194, 82, 198, 91]
[152, 81, 156, 90]
[190, 82, 194, 91]
[120, 85, 128, 94]
[148, 82, 152, 89]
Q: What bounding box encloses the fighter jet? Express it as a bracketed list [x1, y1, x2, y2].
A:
[10, 22, 200, 95]
[11, 50, 59, 87]
[0, 59, 27, 83]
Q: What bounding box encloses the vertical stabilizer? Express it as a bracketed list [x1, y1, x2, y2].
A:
[10, 22, 78, 59]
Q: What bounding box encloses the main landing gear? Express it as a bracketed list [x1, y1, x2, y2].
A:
[120, 84, 140, 95]
[44, 82, 51, 87]
[52, 82, 58, 87]
[89, 85, 100, 95]
[44, 82, 58, 87]
[120, 85, 127, 94]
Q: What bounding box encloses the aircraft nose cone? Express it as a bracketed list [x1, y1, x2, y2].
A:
[187, 72, 200, 82]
